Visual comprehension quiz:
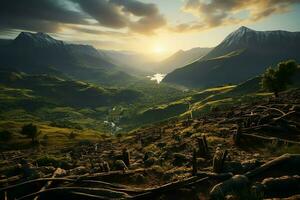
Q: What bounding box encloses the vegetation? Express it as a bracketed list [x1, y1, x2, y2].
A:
[20, 123, 40, 144]
[1, 25, 300, 200]
[261, 60, 298, 97]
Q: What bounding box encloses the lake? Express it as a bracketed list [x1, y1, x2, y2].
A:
[147, 73, 166, 84]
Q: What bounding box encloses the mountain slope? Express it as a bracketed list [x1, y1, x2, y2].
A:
[0, 32, 134, 85]
[155, 47, 212, 73]
[163, 26, 300, 88]
[0, 69, 141, 108]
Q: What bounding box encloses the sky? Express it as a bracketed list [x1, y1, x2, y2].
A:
[1, 0, 300, 59]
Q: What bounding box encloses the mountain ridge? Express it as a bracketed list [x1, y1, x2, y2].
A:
[163, 26, 300, 88]
[0, 32, 136, 86]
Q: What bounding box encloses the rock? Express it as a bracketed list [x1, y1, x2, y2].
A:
[210, 175, 250, 200]
[261, 175, 300, 198]
[114, 160, 128, 171]
[54, 168, 67, 177]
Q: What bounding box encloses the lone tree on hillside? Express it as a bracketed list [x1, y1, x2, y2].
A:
[261, 60, 298, 97]
[21, 123, 40, 144]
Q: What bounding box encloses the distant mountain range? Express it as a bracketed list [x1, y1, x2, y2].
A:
[163, 26, 300, 88]
[98, 50, 155, 75]
[100, 47, 212, 75]
[153, 47, 212, 74]
[0, 32, 133, 86]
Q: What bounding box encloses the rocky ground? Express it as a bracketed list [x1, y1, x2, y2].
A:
[1, 89, 300, 200]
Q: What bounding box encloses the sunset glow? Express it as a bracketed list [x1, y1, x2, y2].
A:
[0, 1, 300, 56]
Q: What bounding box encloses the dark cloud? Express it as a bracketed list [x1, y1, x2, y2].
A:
[0, 0, 165, 36]
[73, 0, 166, 34]
[175, 0, 300, 32]
[72, 0, 128, 28]
[0, 0, 85, 32]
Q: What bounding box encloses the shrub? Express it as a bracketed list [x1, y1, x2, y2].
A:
[261, 60, 298, 97]
[20, 123, 40, 144]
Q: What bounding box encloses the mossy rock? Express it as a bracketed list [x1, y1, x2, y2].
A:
[114, 160, 128, 171]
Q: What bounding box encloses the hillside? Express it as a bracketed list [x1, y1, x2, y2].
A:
[0, 32, 134, 86]
[163, 27, 300, 88]
[0, 70, 142, 108]
[1, 87, 299, 199]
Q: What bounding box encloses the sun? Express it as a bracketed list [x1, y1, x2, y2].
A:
[153, 45, 166, 54]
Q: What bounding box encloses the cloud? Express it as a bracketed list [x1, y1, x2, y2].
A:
[72, 0, 128, 29]
[130, 13, 167, 34]
[0, 0, 166, 36]
[174, 0, 300, 32]
[74, 0, 166, 34]
[69, 25, 133, 38]
[0, 0, 85, 32]
[110, 0, 158, 16]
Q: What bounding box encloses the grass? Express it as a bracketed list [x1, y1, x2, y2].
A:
[0, 120, 105, 150]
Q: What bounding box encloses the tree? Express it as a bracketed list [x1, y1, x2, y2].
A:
[261, 60, 298, 97]
[21, 123, 40, 144]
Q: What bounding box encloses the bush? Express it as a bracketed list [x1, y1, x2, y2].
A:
[20, 123, 40, 144]
[261, 60, 298, 97]
[0, 130, 12, 141]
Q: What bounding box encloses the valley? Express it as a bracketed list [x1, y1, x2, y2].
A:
[1, 26, 300, 200]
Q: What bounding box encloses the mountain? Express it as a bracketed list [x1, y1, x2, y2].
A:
[98, 50, 154, 75]
[0, 32, 133, 85]
[98, 47, 212, 75]
[154, 47, 212, 73]
[163, 26, 300, 88]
